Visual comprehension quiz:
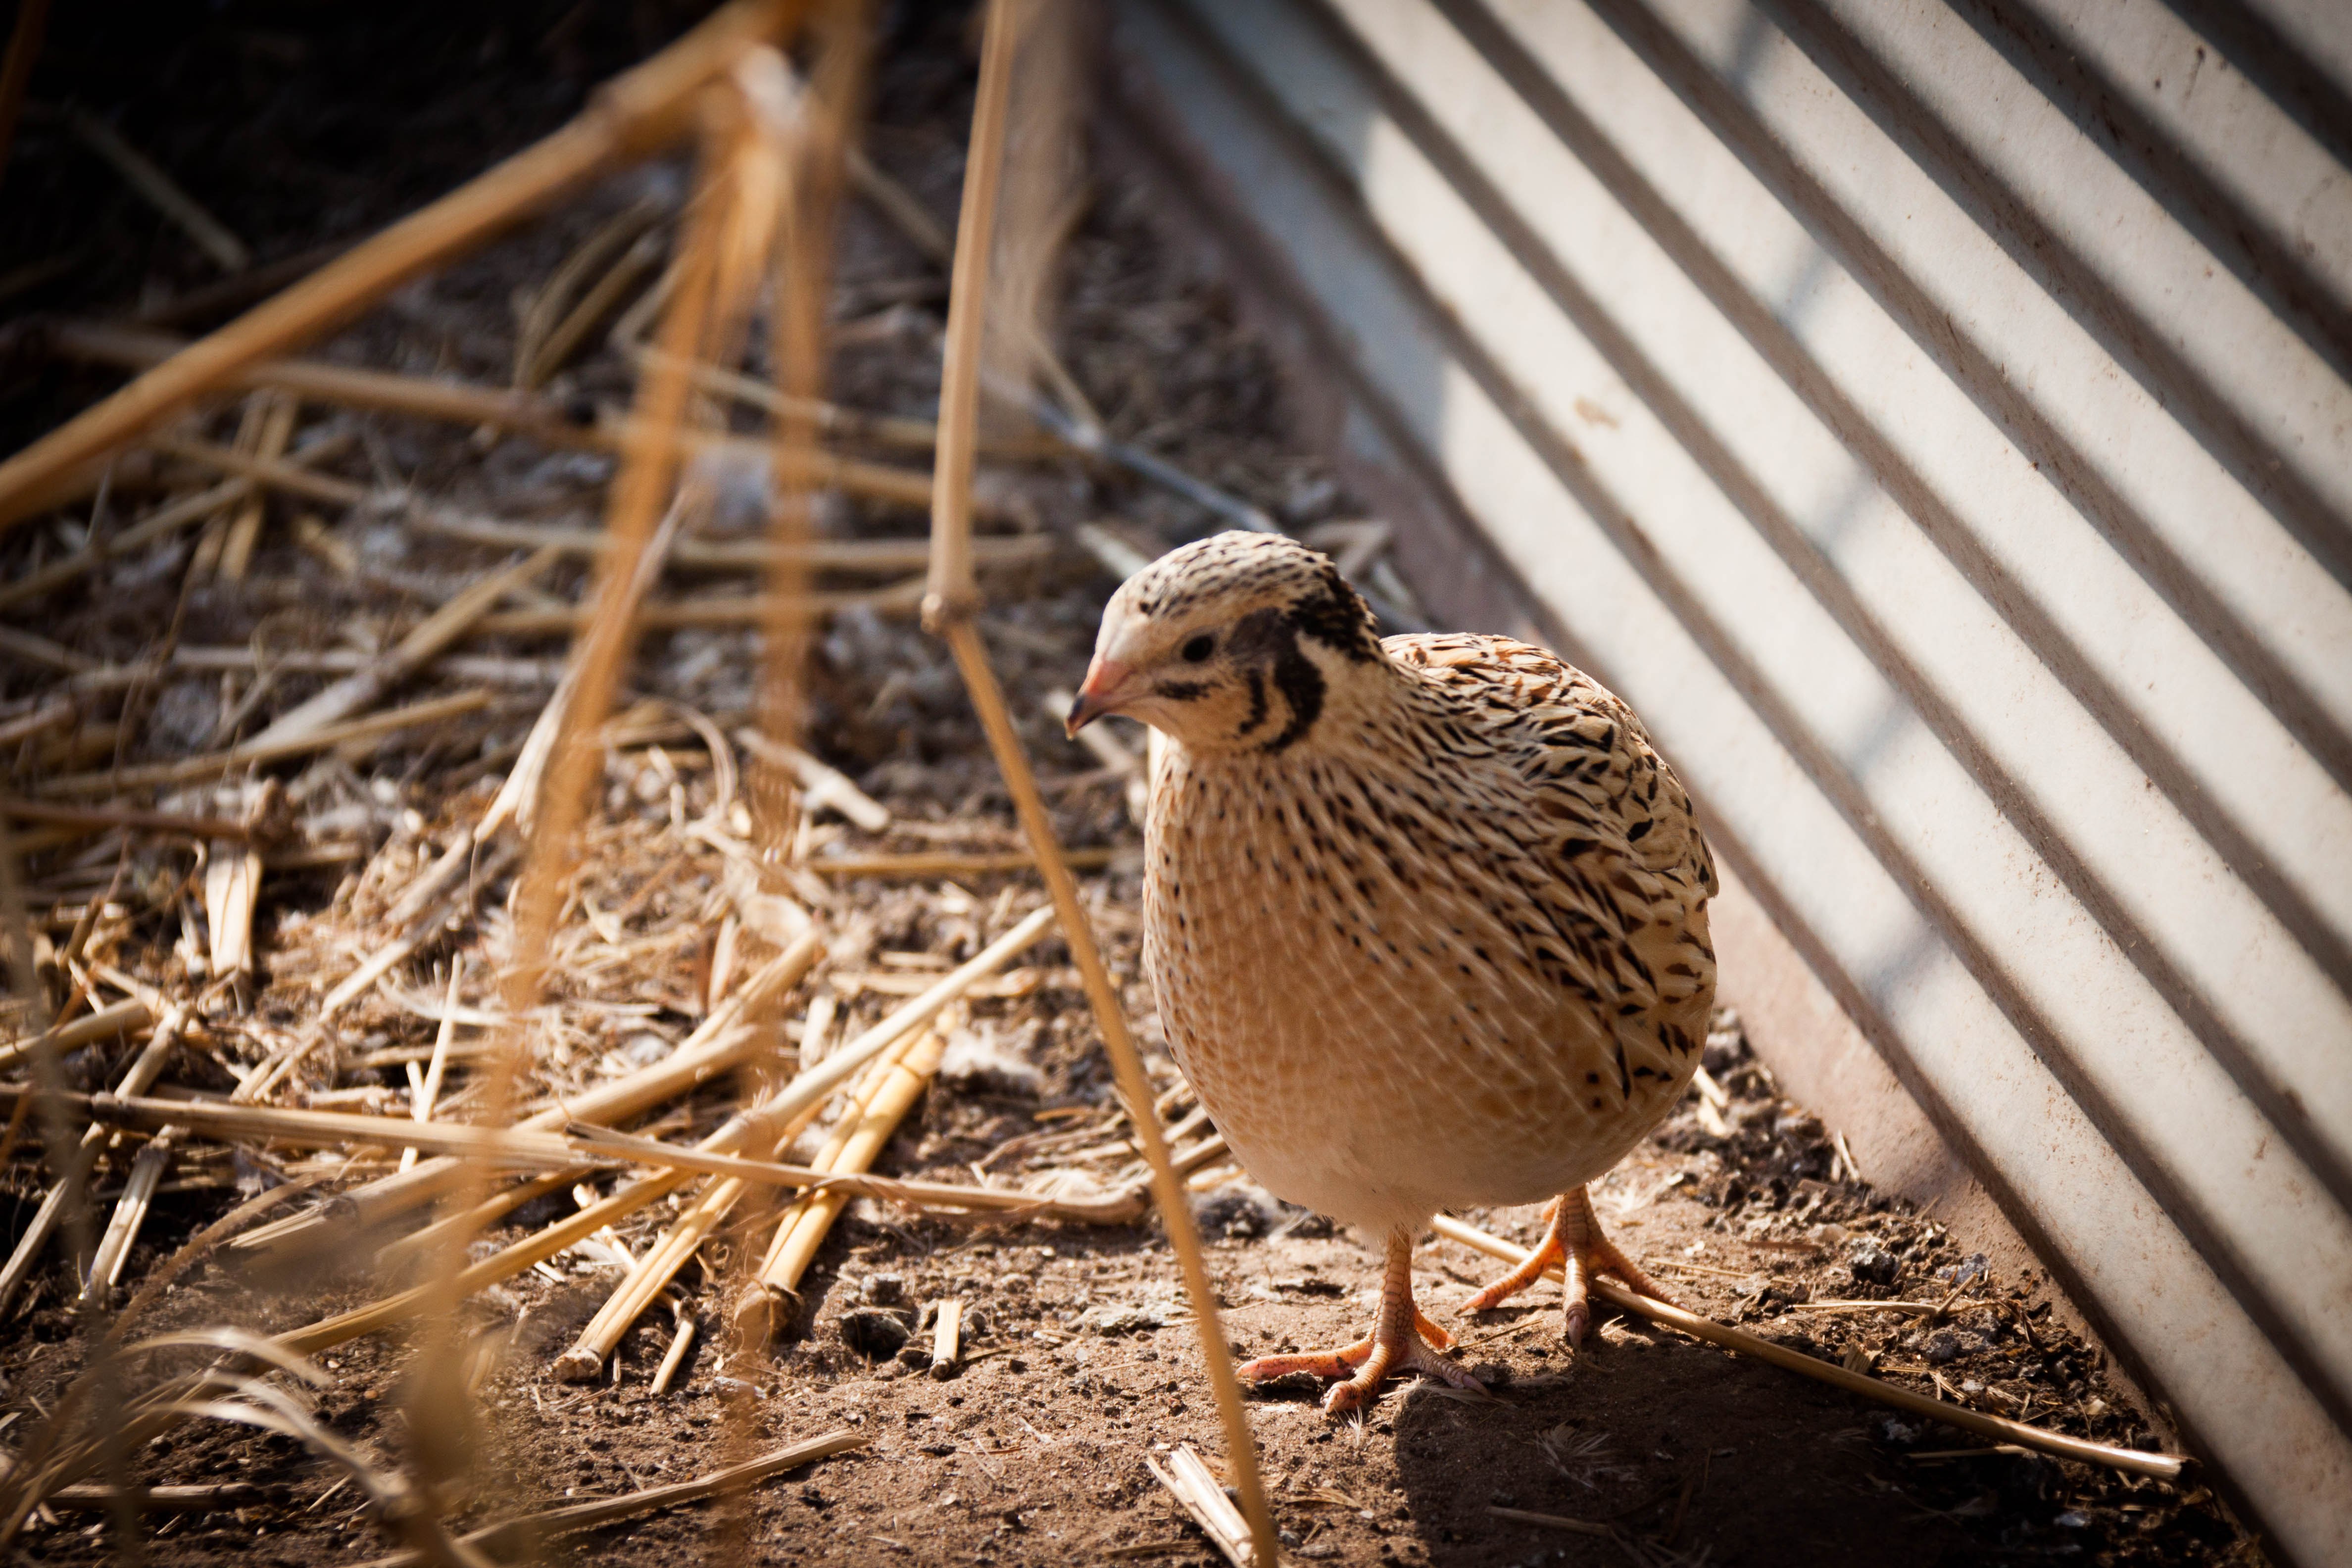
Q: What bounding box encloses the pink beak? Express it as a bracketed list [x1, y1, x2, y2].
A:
[1066, 658, 1133, 736]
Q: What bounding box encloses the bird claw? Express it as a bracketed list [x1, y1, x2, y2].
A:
[1461, 1188, 1677, 1344]
[1239, 1318, 1482, 1416]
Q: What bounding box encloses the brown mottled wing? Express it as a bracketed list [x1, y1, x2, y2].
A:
[1387, 633, 1717, 1073]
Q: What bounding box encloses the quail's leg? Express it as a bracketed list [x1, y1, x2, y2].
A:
[1460, 1186, 1676, 1343]
[1238, 1228, 1483, 1415]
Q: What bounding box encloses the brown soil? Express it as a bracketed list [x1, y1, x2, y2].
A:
[0, 5, 2263, 1566]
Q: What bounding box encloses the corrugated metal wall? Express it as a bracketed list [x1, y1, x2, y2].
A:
[1103, 0, 2352, 1559]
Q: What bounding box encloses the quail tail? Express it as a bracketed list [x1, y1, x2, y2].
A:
[1238, 1229, 1482, 1415]
[1461, 1185, 1676, 1343]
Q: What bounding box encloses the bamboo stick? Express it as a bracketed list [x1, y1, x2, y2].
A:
[549, 1024, 892, 1383]
[1426, 1215, 2184, 1481]
[0, 0, 812, 530]
[914, 7, 1274, 1555]
[733, 1028, 938, 1345]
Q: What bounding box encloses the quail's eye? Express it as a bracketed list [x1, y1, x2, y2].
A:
[1180, 633, 1216, 663]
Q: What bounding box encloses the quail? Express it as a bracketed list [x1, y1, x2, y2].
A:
[1068, 533, 1716, 1412]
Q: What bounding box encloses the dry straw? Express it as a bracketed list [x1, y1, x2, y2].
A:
[918, 1, 1280, 1561]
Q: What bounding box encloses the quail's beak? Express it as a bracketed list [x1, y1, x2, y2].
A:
[1066, 658, 1136, 736]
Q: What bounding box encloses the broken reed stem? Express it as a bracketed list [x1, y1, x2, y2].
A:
[735, 1027, 938, 1345]
[399, 957, 465, 1173]
[915, 3, 1277, 1560]
[1147, 1444, 1258, 1568]
[651, 1302, 697, 1395]
[1426, 1216, 2185, 1481]
[0, 0, 811, 529]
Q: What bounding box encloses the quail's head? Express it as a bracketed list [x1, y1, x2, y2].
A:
[1068, 531, 1382, 754]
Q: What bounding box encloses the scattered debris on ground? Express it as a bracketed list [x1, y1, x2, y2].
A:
[0, 3, 2259, 1564]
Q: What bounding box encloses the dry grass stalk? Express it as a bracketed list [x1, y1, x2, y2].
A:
[914, 4, 1277, 1558]
[358, 1429, 868, 1568]
[513, 197, 667, 389]
[35, 688, 492, 797]
[0, 1004, 186, 1314]
[734, 727, 889, 830]
[412, 508, 1048, 573]
[0, 479, 238, 612]
[0, 0, 810, 529]
[218, 392, 297, 580]
[0, 804, 245, 841]
[1144, 1444, 1267, 1568]
[398, 958, 466, 1174]
[201, 823, 264, 994]
[0, 996, 150, 1071]
[807, 846, 1115, 878]
[43, 1482, 268, 1514]
[1427, 1215, 2185, 1480]
[228, 931, 819, 1258]
[64, 107, 251, 274]
[469, 577, 923, 637]
[148, 432, 371, 508]
[240, 546, 557, 751]
[733, 1027, 937, 1344]
[744, 903, 1056, 1145]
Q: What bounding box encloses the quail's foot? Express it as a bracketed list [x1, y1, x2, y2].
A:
[1240, 1230, 1483, 1415]
[1461, 1184, 1676, 1343]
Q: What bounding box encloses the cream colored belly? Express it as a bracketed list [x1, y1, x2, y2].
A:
[1145, 841, 1657, 1236]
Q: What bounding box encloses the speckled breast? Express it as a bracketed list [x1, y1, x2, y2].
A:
[1141, 746, 1698, 1236]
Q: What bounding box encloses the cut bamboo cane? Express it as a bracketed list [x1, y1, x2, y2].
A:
[549, 1029, 888, 1383]
[915, 6, 1274, 1557]
[1426, 1215, 2184, 1481]
[740, 902, 1054, 1136]
[929, 1297, 961, 1378]
[34, 688, 493, 797]
[0, 0, 812, 530]
[733, 1027, 937, 1345]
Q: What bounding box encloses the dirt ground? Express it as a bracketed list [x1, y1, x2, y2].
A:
[0, 3, 2266, 1565]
